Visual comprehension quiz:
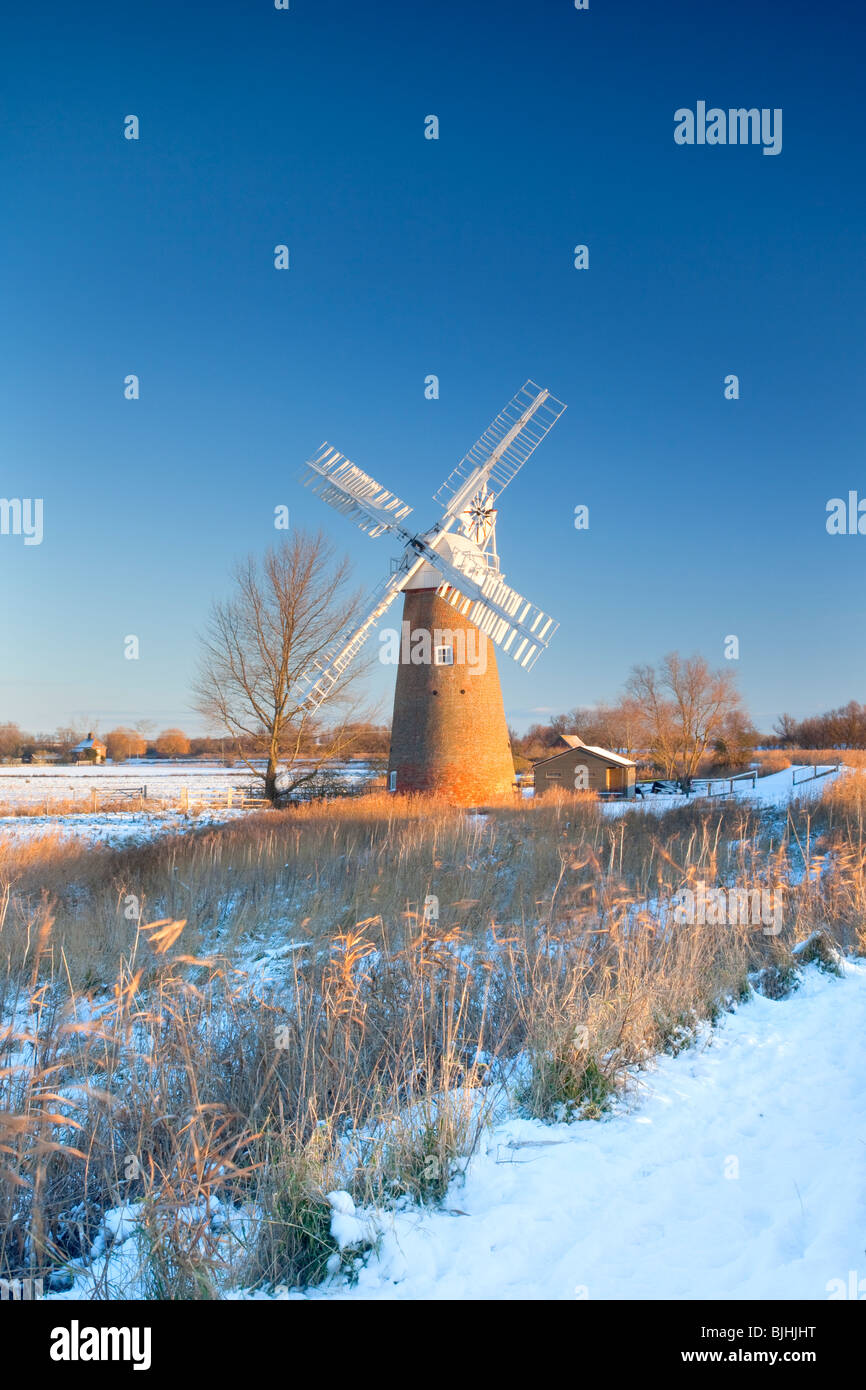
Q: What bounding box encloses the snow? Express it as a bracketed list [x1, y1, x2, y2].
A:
[581, 744, 635, 766]
[745, 764, 842, 806]
[0, 757, 378, 842]
[38, 953, 866, 1299]
[0, 809, 244, 847]
[50, 1196, 254, 1300]
[326, 1191, 377, 1255]
[0, 759, 376, 808]
[603, 765, 844, 817]
[291, 960, 866, 1300]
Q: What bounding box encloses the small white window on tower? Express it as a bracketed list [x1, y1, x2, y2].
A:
[434, 645, 454, 666]
[389, 770, 397, 791]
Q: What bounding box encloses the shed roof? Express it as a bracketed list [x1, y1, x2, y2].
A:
[533, 735, 635, 770]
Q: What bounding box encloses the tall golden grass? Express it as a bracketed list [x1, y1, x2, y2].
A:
[0, 785, 863, 1296]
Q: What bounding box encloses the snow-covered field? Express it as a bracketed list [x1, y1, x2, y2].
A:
[0, 759, 378, 845]
[0, 760, 252, 807]
[0, 759, 376, 807]
[282, 959, 866, 1301]
[0, 808, 246, 848]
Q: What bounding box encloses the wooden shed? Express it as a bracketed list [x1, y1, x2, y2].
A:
[533, 734, 636, 799]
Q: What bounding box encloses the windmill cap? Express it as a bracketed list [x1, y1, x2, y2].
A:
[405, 529, 496, 590]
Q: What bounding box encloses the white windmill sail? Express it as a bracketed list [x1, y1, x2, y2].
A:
[301, 444, 413, 539]
[291, 558, 425, 711]
[433, 380, 567, 517]
[414, 535, 558, 671]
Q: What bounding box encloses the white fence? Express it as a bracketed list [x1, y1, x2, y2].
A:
[791, 763, 840, 786]
[0, 784, 266, 815]
[699, 771, 758, 798]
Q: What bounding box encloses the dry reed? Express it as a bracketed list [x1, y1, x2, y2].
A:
[0, 785, 863, 1296]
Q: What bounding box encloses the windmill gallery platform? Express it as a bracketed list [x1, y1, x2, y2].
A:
[296, 381, 567, 804]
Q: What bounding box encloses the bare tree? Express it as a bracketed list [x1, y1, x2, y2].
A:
[133, 719, 156, 750]
[0, 722, 29, 760]
[711, 709, 759, 771]
[55, 724, 85, 756]
[605, 696, 649, 760]
[567, 696, 648, 759]
[627, 652, 746, 778]
[773, 712, 798, 747]
[193, 531, 370, 804]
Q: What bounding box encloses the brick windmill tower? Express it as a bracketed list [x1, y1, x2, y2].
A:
[296, 381, 566, 802]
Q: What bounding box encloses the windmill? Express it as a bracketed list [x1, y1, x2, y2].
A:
[296, 380, 567, 802]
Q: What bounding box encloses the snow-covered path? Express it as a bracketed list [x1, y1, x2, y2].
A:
[311, 962, 866, 1300]
[603, 764, 843, 817]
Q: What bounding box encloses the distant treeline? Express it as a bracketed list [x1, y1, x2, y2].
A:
[771, 701, 866, 750]
[513, 696, 866, 767]
[0, 720, 391, 763]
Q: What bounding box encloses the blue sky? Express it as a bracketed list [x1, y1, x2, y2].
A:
[1, 0, 864, 736]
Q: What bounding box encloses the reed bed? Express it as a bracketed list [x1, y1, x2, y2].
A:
[0, 785, 862, 1297]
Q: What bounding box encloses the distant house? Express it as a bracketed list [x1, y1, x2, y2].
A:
[70, 732, 107, 765]
[23, 748, 62, 764]
[533, 734, 636, 799]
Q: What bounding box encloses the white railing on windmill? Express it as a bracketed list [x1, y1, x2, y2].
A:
[294, 380, 567, 710]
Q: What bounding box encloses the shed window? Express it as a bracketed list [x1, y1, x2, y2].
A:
[434, 645, 454, 666]
[389, 771, 397, 791]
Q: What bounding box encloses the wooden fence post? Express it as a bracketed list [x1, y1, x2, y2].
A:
[180, 787, 189, 812]
[91, 789, 98, 812]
